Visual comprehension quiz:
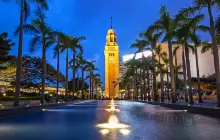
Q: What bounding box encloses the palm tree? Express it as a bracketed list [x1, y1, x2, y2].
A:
[50, 31, 64, 103]
[4, 0, 48, 106]
[59, 35, 73, 100]
[130, 37, 150, 100]
[173, 46, 180, 88]
[189, 39, 208, 103]
[76, 54, 88, 99]
[125, 59, 142, 100]
[180, 0, 220, 106]
[85, 60, 98, 99]
[149, 6, 177, 103]
[15, 7, 53, 104]
[140, 30, 162, 101]
[69, 37, 85, 100]
[162, 53, 171, 101]
[144, 58, 152, 101]
[92, 74, 101, 98]
[176, 13, 209, 104]
[154, 44, 166, 102]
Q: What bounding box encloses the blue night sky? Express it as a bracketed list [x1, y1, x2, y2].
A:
[0, 0, 213, 82]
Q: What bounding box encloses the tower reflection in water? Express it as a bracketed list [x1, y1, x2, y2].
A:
[96, 99, 130, 136]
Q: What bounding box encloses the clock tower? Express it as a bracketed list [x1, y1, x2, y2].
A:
[104, 18, 120, 98]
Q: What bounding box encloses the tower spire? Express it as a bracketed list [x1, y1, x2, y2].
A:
[110, 16, 112, 29]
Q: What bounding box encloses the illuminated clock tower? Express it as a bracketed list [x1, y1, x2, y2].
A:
[104, 18, 120, 98]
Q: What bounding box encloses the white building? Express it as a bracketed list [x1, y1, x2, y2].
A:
[119, 43, 217, 82]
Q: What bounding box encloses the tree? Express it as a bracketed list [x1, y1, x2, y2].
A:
[180, 0, 220, 106]
[9, 55, 65, 93]
[173, 46, 180, 90]
[162, 53, 171, 101]
[3, 0, 48, 106]
[140, 29, 162, 101]
[69, 36, 85, 100]
[149, 6, 177, 103]
[154, 44, 167, 102]
[175, 12, 209, 104]
[76, 54, 88, 98]
[50, 31, 64, 103]
[15, 7, 53, 104]
[0, 32, 15, 69]
[85, 60, 99, 99]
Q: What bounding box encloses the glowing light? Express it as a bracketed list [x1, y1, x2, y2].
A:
[100, 129, 110, 135]
[119, 129, 130, 135]
[96, 115, 129, 129]
[42, 109, 47, 111]
[3, 93, 6, 96]
[123, 51, 152, 62]
[106, 99, 120, 112]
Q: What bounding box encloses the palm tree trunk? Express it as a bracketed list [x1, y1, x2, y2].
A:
[127, 82, 130, 99]
[135, 69, 138, 100]
[14, 0, 24, 107]
[166, 67, 170, 101]
[152, 50, 157, 101]
[56, 49, 60, 103]
[143, 68, 146, 100]
[65, 49, 69, 100]
[89, 73, 92, 99]
[41, 47, 46, 104]
[182, 46, 188, 102]
[185, 44, 193, 105]
[140, 69, 143, 100]
[168, 40, 176, 103]
[72, 52, 76, 101]
[91, 73, 94, 99]
[159, 56, 164, 102]
[81, 69, 84, 99]
[147, 70, 151, 101]
[195, 46, 203, 103]
[208, 5, 220, 107]
[175, 53, 178, 99]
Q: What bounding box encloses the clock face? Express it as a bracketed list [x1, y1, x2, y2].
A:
[109, 57, 115, 63]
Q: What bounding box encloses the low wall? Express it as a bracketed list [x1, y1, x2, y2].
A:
[0, 102, 75, 118]
[193, 95, 217, 101]
[0, 100, 41, 108]
[137, 101, 220, 119]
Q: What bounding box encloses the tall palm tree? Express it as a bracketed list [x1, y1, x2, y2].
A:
[50, 31, 64, 103]
[154, 44, 166, 102]
[180, 0, 220, 106]
[175, 13, 209, 104]
[60, 35, 74, 100]
[15, 7, 52, 104]
[149, 6, 177, 103]
[125, 59, 142, 100]
[130, 39, 149, 100]
[92, 74, 101, 97]
[173, 46, 180, 88]
[69, 37, 85, 100]
[4, 0, 48, 106]
[85, 60, 98, 99]
[76, 54, 88, 98]
[140, 30, 162, 101]
[162, 53, 171, 101]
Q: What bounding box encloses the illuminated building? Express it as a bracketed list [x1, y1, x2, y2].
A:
[104, 19, 120, 98]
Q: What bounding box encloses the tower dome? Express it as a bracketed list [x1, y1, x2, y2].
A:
[107, 28, 116, 35]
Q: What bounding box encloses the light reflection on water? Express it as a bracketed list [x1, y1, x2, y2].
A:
[96, 99, 131, 136]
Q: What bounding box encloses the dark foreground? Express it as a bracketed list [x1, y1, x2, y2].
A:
[0, 100, 220, 140]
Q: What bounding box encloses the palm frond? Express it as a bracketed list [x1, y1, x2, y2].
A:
[29, 35, 41, 53]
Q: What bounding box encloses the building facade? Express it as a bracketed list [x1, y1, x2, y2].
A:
[119, 43, 218, 82]
[104, 28, 120, 98]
